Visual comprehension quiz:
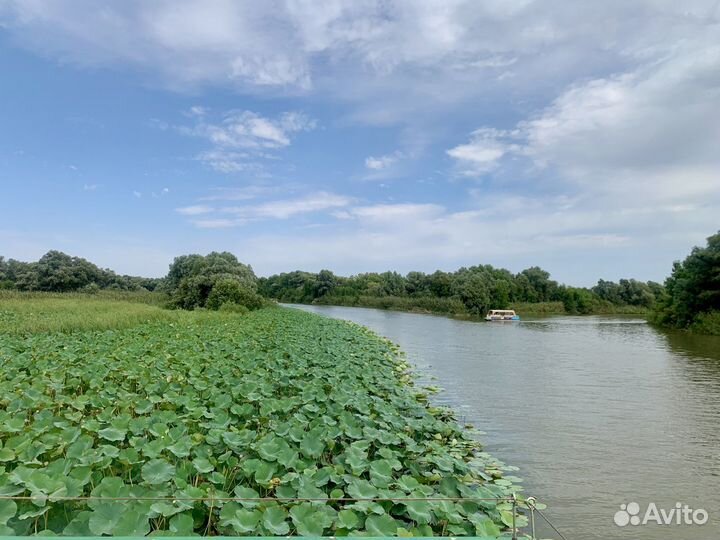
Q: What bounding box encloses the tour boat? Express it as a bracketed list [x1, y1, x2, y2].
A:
[485, 309, 520, 321]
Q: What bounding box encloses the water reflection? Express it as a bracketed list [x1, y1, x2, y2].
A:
[289, 305, 720, 540]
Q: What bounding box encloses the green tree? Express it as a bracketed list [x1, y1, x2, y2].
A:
[166, 252, 258, 310]
[654, 231, 720, 329]
[314, 269, 337, 298]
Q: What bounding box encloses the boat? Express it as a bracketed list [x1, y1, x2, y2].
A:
[485, 309, 520, 321]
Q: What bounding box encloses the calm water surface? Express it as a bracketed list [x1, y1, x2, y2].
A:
[289, 304, 720, 540]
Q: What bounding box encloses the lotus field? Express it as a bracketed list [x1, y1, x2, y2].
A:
[0, 303, 524, 536]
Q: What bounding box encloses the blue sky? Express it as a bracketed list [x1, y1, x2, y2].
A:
[1, 1, 719, 285]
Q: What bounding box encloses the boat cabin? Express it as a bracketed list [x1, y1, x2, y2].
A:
[485, 309, 520, 321]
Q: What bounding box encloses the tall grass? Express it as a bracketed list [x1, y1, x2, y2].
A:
[0, 289, 168, 305]
[0, 292, 175, 334]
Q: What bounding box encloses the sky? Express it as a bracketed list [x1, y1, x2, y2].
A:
[0, 1, 719, 286]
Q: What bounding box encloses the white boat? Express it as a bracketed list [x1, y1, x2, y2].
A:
[485, 309, 520, 321]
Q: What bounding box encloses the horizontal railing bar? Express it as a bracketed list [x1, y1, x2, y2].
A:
[0, 495, 515, 502]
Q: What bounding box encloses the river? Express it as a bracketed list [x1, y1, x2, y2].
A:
[289, 304, 720, 540]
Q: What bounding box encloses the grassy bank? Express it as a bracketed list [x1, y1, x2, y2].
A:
[0, 297, 525, 536]
[313, 294, 467, 315]
[0, 292, 173, 334]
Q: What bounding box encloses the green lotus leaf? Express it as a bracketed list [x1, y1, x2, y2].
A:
[472, 515, 502, 537]
[0, 449, 15, 462]
[98, 426, 126, 442]
[396, 475, 421, 492]
[256, 434, 290, 461]
[88, 503, 122, 535]
[253, 461, 276, 484]
[169, 512, 196, 536]
[300, 428, 325, 458]
[364, 514, 401, 536]
[276, 447, 299, 468]
[222, 430, 253, 449]
[141, 459, 176, 485]
[151, 501, 183, 518]
[167, 436, 193, 458]
[219, 504, 261, 534]
[233, 485, 260, 508]
[337, 509, 360, 530]
[262, 506, 290, 535]
[141, 438, 167, 459]
[0, 499, 17, 525]
[297, 479, 327, 501]
[184, 458, 208, 476]
[289, 502, 332, 536]
[345, 446, 369, 475]
[112, 506, 151, 536]
[207, 471, 225, 485]
[369, 459, 394, 488]
[4, 417, 25, 433]
[62, 511, 92, 536]
[347, 479, 378, 500]
[403, 494, 433, 524]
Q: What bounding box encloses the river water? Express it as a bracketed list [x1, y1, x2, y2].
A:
[289, 304, 720, 540]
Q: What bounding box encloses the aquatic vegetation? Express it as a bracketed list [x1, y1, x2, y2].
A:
[0, 307, 523, 536]
[0, 295, 174, 335]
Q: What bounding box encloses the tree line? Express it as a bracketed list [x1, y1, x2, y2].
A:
[0, 251, 161, 293]
[2, 230, 717, 332]
[0, 250, 267, 313]
[258, 266, 663, 316]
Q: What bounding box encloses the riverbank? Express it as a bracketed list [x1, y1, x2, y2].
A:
[310, 295, 649, 319]
[0, 297, 525, 536]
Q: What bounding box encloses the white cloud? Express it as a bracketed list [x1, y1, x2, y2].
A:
[225, 192, 351, 220]
[195, 150, 258, 174]
[133, 191, 142, 198]
[345, 203, 444, 222]
[175, 205, 214, 216]
[176, 109, 315, 174]
[83, 183, 98, 191]
[448, 40, 720, 202]
[365, 151, 402, 170]
[3, 1, 714, 114]
[178, 192, 352, 228]
[186, 110, 316, 150]
[199, 186, 273, 201]
[192, 218, 240, 229]
[447, 128, 516, 175]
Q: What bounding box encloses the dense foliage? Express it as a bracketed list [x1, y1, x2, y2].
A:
[652, 231, 720, 335]
[0, 306, 524, 536]
[2, 250, 664, 316]
[259, 266, 661, 316]
[164, 252, 266, 311]
[0, 252, 160, 293]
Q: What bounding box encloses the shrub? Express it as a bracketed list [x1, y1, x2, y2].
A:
[689, 311, 720, 336]
[206, 278, 265, 311]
